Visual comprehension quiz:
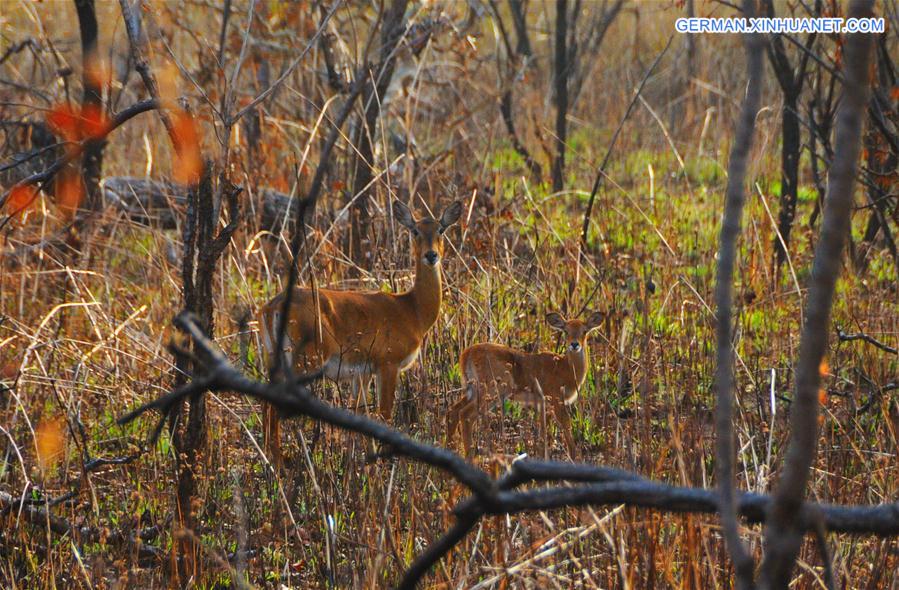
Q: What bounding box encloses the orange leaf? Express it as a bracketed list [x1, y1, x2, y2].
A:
[36, 416, 66, 472]
[80, 103, 110, 140]
[890, 86, 899, 101]
[46, 104, 80, 141]
[332, 180, 345, 191]
[5, 184, 38, 218]
[171, 110, 202, 184]
[818, 388, 829, 406]
[875, 175, 895, 189]
[819, 359, 829, 377]
[56, 168, 83, 216]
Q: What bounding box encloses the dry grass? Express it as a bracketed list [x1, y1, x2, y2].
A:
[1, 1, 897, 588]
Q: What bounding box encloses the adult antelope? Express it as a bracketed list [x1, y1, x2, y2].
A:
[258, 199, 462, 464]
[446, 311, 604, 458]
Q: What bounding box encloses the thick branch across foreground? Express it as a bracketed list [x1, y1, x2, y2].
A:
[117, 313, 899, 588]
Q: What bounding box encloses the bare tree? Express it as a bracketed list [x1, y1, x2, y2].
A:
[349, 0, 409, 266]
[550, 0, 570, 194]
[856, 35, 899, 271]
[73, 0, 104, 213]
[761, 0, 877, 586]
[762, 0, 820, 276]
[551, 0, 623, 193]
[508, 0, 532, 58]
[488, 0, 542, 181]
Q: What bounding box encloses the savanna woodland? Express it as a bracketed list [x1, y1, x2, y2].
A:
[1, 0, 898, 588]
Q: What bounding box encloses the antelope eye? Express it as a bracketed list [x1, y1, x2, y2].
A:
[411, 228, 420, 237]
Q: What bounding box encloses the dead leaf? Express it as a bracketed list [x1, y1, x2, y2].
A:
[171, 110, 203, 184]
[36, 416, 66, 472]
[5, 184, 38, 219]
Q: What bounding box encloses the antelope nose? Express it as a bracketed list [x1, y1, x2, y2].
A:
[569, 341, 581, 352]
[424, 251, 439, 265]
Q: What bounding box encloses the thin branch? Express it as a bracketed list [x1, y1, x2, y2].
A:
[118, 0, 176, 140]
[0, 99, 159, 227]
[228, 0, 342, 125]
[837, 327, 898, 355]
[271, 71, 366, 379]
[714, 0, 764, 585]
[579, 34, 672, 250]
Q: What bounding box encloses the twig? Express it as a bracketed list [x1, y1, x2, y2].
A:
[857, 381, 899, 414]
[118, 0, 176, 140]
[228, 0, 342, 125]
[836, 327, 898, 355]
[0, 99, 159, 228]
[810, 507, 837, 590]
[271, 71, 366, 378]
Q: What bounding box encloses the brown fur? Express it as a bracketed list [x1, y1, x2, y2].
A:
[258, 200, 462, 466]
[446, 312, 604, 458]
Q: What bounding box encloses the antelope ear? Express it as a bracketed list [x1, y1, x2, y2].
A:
[545, 312, 566, 331]
[393, 200, 417, 231]
[585, 311, 605, 331]
[439, 200, 463, 232]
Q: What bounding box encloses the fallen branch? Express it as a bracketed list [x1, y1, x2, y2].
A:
[0, 99, 159, 229]
[119, 312, 899, 589]
[101, 176, 295, 231]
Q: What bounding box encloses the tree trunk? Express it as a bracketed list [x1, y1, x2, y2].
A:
[500, 90, 542, 182]
[349, 0, 408, 266]
[74, 0, 104, 212]
[170, 166, 240, 583]
[551, 0, 569, 193]
[508, 0, 532, 58]
[774, 92, 801, 271]
[855, 131, 899, 271]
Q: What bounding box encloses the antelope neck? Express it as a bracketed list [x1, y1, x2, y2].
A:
[566, 345, 588, 387]
[406, 257, 442, 331]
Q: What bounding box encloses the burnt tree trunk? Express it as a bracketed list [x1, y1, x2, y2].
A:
[550, 0, 622, 193]
[508, 0, 532, 58]
[74, 0, 104, 212]
[551, 0, 569, 193]
[763, 0, 817, 275]
[774, 92, 801, 268]
[856, 36, 899, 271]
[500, 91, 542, 181]
[490, 0, 542, 182]
[170, 165, 240, 582]
[349, 0, 408, 266]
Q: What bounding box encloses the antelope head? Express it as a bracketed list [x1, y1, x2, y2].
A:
[393, 200, 463, 268]
[546, 311, 605, 354]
